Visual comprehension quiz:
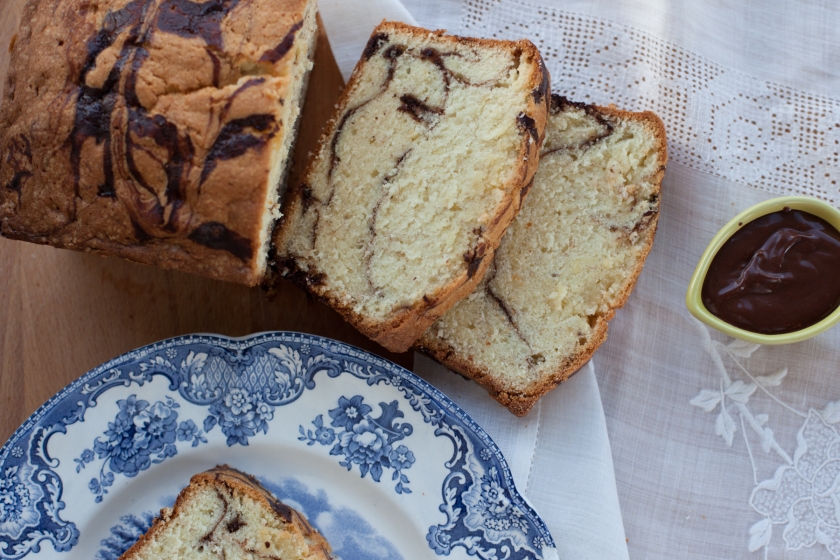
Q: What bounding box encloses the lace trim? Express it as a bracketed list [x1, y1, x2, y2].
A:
[460, 0, 840, 203]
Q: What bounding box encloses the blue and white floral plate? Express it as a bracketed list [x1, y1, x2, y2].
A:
[0, 332, 557, 559]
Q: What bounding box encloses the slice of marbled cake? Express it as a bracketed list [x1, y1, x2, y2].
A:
[120, 466, 332, 559]
[274, 21, 549, 352]
[418, 95, 667, 416]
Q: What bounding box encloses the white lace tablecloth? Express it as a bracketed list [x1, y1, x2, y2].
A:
[321, 1, 840, 558]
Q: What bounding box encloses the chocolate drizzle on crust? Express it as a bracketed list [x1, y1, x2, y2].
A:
[70, 0, 149, 209]
[200, 112, 278, 185]
[156, 0, 242, 49]
[550, 94, 615, 131]
[188, 221, 253, 261]
[3, 134, 33, 203]
[131, 217, 154, 242]
[531, 59, 549, 104]
[259, 20, 303, 63]
[266, 497, 294, 524]
[550, 94, 584, 115]
[363, 32, 389, 59]
[517, 112, 539, 143]
[6, 171, 32, 202]
[58, 0, 294, 265]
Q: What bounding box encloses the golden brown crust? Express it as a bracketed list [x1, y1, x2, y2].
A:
[0, 0, 316, 285]
[417, 102, 667, 416]
[120, 465, 332, 560]
[272, 21, 550, 353]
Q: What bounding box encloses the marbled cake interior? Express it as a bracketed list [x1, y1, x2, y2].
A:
[277, 23, 547, 350]
[0, 0, 317, 285]
[420, 95, 666, 415]
[121, 467, 332, 559]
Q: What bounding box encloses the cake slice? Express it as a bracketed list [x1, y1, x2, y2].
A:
[0, 0, 318, 285]
[120, 466, 332, 559]
[273, 21, 549, 352]
[418, 95, 667, 416]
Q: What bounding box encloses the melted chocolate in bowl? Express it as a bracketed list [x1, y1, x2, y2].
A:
[701, 208, 840, 335]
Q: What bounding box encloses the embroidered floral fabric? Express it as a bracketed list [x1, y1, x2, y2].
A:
[399, 0, 840, 558]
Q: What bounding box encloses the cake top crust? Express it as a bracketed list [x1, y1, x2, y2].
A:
[0, 0, 312, 284]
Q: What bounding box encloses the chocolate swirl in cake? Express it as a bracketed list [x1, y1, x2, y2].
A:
[274, 22, 549, 352]
[0, 0, 317, 285]
[67, 0, 287, 259]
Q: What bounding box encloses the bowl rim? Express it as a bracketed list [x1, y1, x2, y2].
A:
[685, 195, 840, 345]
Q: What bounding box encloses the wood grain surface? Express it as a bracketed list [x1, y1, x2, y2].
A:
[0, 11, 413, 444]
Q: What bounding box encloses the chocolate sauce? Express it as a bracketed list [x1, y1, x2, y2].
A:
[701, 208, 840, 334]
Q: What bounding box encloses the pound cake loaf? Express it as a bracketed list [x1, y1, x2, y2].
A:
[121, 466, 332, 559]
[274, 21, 549, 352]
[0, 0, 318, 285]
[418, 95, 667, 415]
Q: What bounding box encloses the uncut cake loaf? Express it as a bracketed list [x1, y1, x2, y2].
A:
[0, 0, 318, 285]
[274, 21, 549, 353]
[418, 95, 667, 415]
[120, 466, 332, 559]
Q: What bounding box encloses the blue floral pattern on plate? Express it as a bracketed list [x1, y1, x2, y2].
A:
[0, 333, 557, 559]
[75, 396, 207, 502]
[299, 396, 415, 493]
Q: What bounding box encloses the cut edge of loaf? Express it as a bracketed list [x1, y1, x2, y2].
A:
[251, 0, 319, 286]
[120, 465, 332, 559]
[271, 20, 550, 353]
[417, 96, 667, 416]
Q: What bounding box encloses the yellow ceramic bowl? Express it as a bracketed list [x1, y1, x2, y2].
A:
[686, 195, 840, 345]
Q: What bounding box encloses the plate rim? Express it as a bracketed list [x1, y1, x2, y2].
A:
[0, 331, 556, 559]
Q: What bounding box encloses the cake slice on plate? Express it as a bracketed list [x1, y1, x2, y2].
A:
[418, 95, 667, 415]
[0, 0, 318, 285]
[273, 21, 549, 352]
[120, 466, 332, 559]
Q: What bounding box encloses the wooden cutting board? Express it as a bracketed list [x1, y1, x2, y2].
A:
[0, 10, 413, 444]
